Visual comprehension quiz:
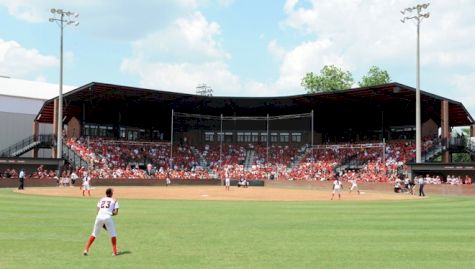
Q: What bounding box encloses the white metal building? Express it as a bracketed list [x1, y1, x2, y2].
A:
[0, 76, 75, 157]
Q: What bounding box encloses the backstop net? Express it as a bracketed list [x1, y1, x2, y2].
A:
[171, 111, 313, 173]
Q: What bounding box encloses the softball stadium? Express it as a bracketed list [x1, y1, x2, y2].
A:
[1, 81, 475, 269]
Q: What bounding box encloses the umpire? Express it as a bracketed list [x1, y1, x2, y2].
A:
[18, 169, 25, 190]
[418, 175, 425, 197]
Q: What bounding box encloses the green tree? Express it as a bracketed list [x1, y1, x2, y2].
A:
[301, 65, 354, 93]
[358, 66, 391, 87]
[451, 128, 471, 162]
[461, 127, 470, 137]
[452, 153, 471, 162]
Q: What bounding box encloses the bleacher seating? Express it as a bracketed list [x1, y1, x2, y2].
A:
[63, 136, 443, 182]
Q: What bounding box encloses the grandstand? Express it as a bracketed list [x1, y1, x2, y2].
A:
[1, 81, 475, 182]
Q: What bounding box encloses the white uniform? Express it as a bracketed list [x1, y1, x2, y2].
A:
[62, 176, 70, 185]
[333, 180, 342, 193]
[91, 197, 119, 237]
[350, 179, 358, 191]
[225, 172, 230, 187]
[82, 175, 91, 190]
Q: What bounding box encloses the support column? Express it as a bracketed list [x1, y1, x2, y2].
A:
[52, 99, 59, 158]
[32, 121, 39, 158]
[471, 124, 475, 137]
[170, 109, 174, 167]
[266, 114, 269, 164]
[441, 100, 450, 162]
[220, 114, 223, 169]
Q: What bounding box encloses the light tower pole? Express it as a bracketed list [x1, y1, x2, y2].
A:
[401, 3, 430, 163]
[49, 9, 79, 159]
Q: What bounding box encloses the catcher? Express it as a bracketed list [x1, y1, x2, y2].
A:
[83, 188, 119, 256]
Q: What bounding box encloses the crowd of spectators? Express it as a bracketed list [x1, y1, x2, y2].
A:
[0, 136, 454, 185]
[4, 135, 474, 188]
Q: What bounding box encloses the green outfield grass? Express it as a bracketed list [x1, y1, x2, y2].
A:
[0, 188, 474, 269]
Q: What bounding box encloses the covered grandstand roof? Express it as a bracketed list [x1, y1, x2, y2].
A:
[35, 82, 473, 128]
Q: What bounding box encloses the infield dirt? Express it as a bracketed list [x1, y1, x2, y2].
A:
[20, 185, 419, 201]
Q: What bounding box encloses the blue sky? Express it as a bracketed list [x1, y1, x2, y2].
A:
[0, 0, 474, 118]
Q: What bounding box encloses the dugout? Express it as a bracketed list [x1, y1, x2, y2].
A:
[0, 157, 64, 176]
[408, 162, 475, 182]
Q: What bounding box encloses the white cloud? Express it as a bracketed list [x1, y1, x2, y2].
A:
[274, 39, 351, 91]
[121, 11, 240, 95]
[268, 40, 286, 62]
[4, 0, 472, 104]
[0, 0, 45, 22]
[0, 38, 57, 78]
[121, 60, 241, 94]
[0, 0, 198, 40]
[281, 0, 416, 70]
[267, 0, 475, 96]
[120, 8, 297, 98]
[0, 0, 96, 23]
[218, 0, 235, 7]
[121, 57, 286, 97]
[34, 75, 47, 82]
[125, 11, 229, 63]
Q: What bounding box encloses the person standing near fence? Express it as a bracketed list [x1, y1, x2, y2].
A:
[82, 172, 92, 197]
[224, 169, 231, 191]
[18, 169, 25, 190]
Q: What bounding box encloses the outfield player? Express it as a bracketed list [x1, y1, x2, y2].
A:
[331, 177, 343, 200]
[83, 188, 119, 256]
[82, 172, 91, 197]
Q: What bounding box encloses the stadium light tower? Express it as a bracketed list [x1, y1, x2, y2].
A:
[49, 8, 79, 159]
[401, 3, 430, 163]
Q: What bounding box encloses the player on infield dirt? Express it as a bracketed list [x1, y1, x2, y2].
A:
[349, 177, 360, 195]
[82, 172, 91, 197]
[331, 177, 343, 200]
[83, 188, 119, 256]
[224, 169, 231, 191]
